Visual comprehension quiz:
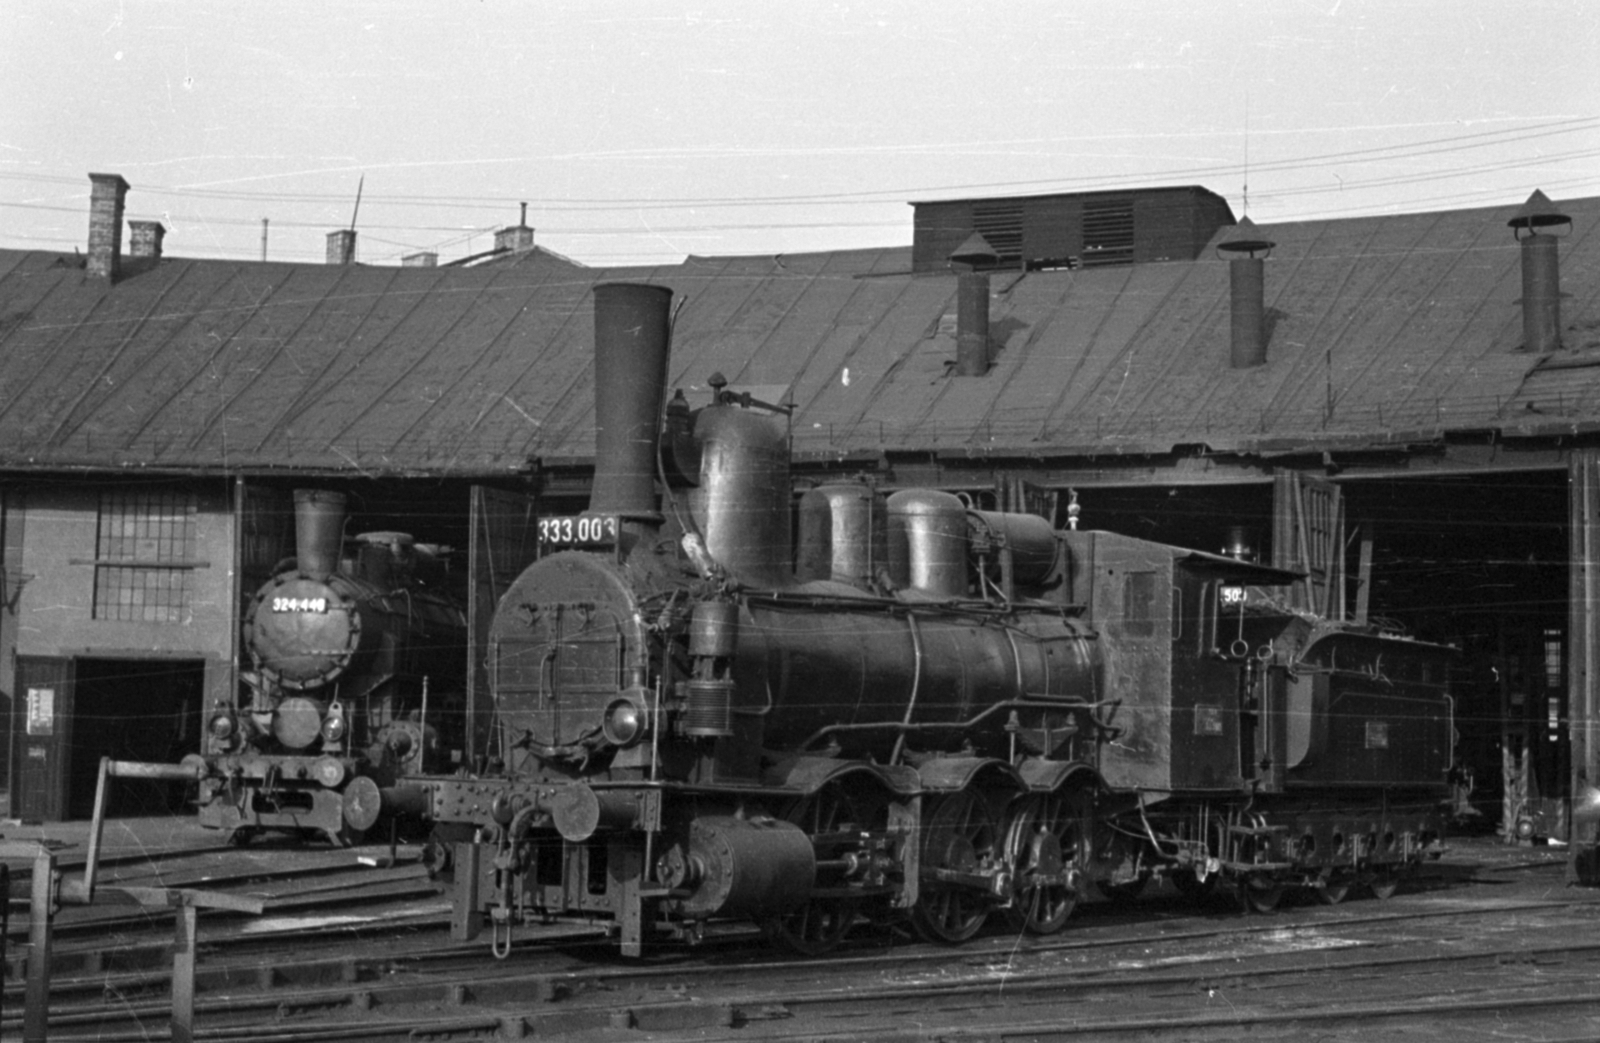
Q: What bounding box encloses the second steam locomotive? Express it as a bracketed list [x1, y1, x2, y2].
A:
[193, 489, 468, 845]
[360, 282, 1454, 955]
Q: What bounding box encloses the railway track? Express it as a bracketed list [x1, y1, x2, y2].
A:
[8, 839, 1600, 1043]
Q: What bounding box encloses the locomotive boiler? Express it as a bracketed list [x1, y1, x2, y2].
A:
[193, 489, 468, 845]
[367, 282, 1453, 955]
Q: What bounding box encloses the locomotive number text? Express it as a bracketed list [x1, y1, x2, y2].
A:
[272, 597, 329, 613]
[539, 515, 619, 548]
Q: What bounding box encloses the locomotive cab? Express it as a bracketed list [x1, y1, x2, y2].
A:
[1061, 530, 1305, 794]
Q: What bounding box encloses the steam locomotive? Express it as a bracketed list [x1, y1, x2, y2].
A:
[357, 282, 1453, 955]
[192, 489, 469, 845]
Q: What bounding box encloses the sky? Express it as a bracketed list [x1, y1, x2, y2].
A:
[4, 1, 1598, 268]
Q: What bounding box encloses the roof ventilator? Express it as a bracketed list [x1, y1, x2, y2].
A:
[949, 233, 998, 376]
[1217, 218, 1276, 369]
[1508, 189, 1571, 354]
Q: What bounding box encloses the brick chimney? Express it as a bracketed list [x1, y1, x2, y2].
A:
[326, 229, 357, 265]
[129, 220, 166, 260]
[87, 173, 130, 280]
[494, 203, 535, 254]
[401, 251, 438, 267]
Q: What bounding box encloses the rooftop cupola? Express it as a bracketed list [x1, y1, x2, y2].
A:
[1217, 218, 1276, 369]
[1508, 189, 1571, 353]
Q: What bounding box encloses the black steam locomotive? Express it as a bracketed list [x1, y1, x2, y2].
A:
[192, 489, 468, 845]
[359, 283, 1453, 955]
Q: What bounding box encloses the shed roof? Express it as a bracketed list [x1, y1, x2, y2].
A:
[1, 194, 1596, 477]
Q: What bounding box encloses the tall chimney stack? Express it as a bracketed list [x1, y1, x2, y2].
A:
[87, 173, 130, 280]
[589, 283, 674, 519]
[1218, 219, 1276, 369]
[1508, 190, 1571, 354]
[326, 229, 357, 266]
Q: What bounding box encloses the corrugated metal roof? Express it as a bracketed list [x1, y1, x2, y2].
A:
[1, 196, 1597, 477]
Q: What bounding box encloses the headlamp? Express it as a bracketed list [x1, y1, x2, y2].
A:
[602, 695, 650, 747]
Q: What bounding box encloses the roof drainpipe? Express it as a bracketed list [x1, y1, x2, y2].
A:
[87, 173, 130, 281]
[589, 282, 675, 520]
[1217, 218, 1276, 369]
[949, 232, 999, 377]
[1508, 189, 1572, 353]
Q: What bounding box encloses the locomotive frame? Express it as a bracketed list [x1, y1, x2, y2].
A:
[358, 282, 1454, 956]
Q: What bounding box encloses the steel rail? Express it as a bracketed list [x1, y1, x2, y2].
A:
[16, 895, 1600, 1041]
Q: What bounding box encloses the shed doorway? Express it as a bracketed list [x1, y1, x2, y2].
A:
[68, 658, 204, 819]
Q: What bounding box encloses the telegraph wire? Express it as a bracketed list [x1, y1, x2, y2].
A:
[1, 115, 1595, 211]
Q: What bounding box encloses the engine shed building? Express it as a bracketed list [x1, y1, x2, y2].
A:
[1, 173, 1597, 873]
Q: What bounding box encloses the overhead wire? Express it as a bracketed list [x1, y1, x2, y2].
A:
[2, 115, 1596, 262]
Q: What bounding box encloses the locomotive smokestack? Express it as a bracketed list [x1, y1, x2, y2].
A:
[590, 283, 674, 519]
[293, 489, 347, 581]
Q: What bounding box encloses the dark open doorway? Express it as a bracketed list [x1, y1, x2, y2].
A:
[69, 658, 204, 819]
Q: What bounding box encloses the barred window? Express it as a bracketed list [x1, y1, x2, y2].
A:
[93, 489, 198, 622]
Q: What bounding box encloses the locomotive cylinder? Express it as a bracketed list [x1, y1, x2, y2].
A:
[663, 816, 815, 919]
